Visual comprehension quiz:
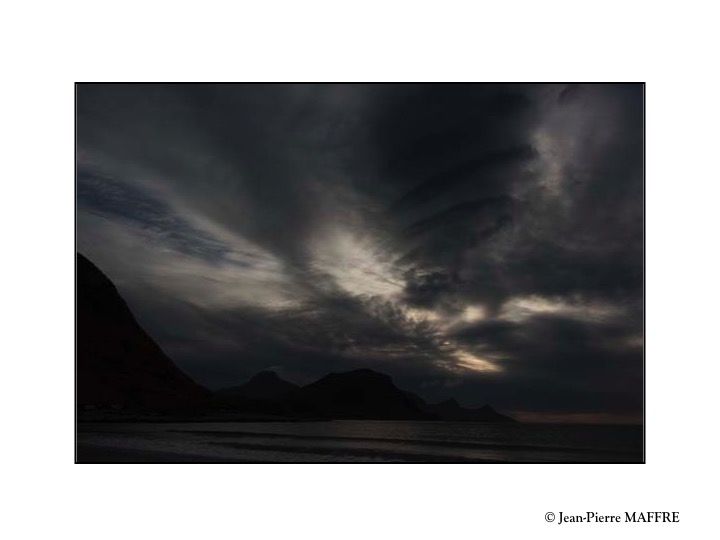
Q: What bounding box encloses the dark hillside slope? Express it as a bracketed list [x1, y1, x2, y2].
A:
[76, 253, 208, 411]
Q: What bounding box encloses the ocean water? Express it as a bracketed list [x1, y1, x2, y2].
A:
[77, 420, 643, 463]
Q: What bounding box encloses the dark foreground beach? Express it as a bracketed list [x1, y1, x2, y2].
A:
[77, 420, 643, 463]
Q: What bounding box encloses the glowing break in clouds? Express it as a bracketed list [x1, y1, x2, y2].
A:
[310, 229, 405, 298]
[499, 295, 624, 323]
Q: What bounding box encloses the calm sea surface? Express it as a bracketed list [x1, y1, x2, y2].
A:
[77, 420, 643, 463]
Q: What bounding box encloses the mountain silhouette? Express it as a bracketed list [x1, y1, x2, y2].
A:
[423, 398, 515, 422]
[76, 253, 209, 411]
[216, 371, 299, 401]
[208, 368, 516, 422]
[289, 369, 428, 420]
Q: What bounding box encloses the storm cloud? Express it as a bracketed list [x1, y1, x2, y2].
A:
[76, 83, 643, 421]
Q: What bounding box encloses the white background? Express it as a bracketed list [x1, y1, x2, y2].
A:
[1, 1, 718, 538]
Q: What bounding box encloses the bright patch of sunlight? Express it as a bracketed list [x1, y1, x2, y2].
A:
[311, 229, 404, 298]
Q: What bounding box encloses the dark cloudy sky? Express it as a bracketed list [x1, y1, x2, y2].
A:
[76, 83, 643, 422]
